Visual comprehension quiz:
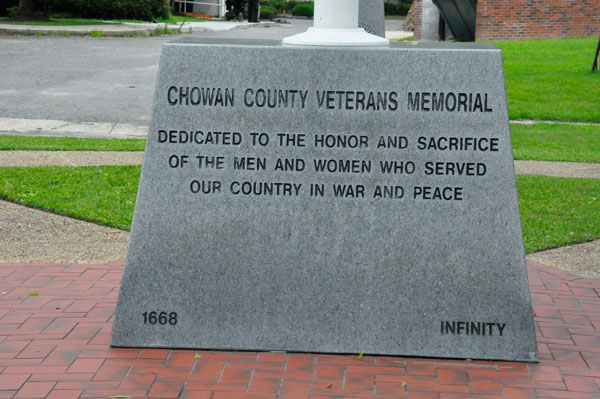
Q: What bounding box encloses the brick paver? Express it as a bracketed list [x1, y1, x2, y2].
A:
[0, 259, 598, 398]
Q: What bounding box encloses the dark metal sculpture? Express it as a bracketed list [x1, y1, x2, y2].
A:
[433, 0, 477, 41]
[593, 37, 599, 72]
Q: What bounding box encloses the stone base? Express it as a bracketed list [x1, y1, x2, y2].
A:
[111, 38, 538, 362]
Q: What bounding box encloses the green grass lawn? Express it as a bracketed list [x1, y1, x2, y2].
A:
[0, 165, 598, 253]
[496, 38, 600, 123]
[511, 123, 600, 163]
[0, 135, 145, 151]
[0, 166, 139, 231]
[517, 175, 600, 253]
[160, 15, 211, 23]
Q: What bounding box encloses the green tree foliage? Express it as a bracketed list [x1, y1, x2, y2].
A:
[19, 0, 33, 17]
[384, 1, 411, 16]
[291, 3, 313, 17]
[13, 0, 170, 20]
[260, 5, 276, 20]
[262, 0, 312, 14]
[1, 0, 19, 17]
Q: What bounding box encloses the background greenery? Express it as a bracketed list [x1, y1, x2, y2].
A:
[3, 0, 170, 20]
[290, 4, 313, 17]
[0, 17, 120, 24]
[0, 0, 17, 16]
[261, 0, 312, 14]
[384, 1, 411, 16]
[260, 5, 276, 20]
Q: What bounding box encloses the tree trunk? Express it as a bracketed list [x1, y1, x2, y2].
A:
[19, 0, 34, 18]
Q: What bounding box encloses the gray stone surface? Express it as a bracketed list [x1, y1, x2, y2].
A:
[359, 0, 386, 37]
[421, 0, 441, 40]
[111, 38, 538, 362]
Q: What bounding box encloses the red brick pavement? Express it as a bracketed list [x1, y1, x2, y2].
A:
[0, 259, 598, 398]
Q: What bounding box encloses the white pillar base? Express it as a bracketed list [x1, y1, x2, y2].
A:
[282, 27, 389, 47]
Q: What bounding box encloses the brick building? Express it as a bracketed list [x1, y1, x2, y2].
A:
[412, 0, 600, 41]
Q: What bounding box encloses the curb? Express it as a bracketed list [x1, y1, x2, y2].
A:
[0, 117, 147, 139]
[0, 24, 154, 37]
[0, 20, 279, 37]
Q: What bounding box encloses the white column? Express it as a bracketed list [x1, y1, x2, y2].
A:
[314, 0, 358, 29]
[282, 0, 388, 47]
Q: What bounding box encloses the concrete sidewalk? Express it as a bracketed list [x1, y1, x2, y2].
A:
[3, 117, 599, 141]
[0, 118, 147, 139]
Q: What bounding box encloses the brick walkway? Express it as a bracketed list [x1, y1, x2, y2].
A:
[0, 260, 598, 398]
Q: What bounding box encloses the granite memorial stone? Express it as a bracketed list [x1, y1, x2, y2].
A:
[111, 37, 538, 362]
[359, 0, 385, 37]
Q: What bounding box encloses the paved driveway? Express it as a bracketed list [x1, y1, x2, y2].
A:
[0, 20, 315, 125]
[0, 19, 408, 125]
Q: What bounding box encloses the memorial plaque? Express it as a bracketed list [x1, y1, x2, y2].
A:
[111, 38, 538, 362]
[359, 0, 385, 37]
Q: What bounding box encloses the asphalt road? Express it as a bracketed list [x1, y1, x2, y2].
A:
[1, 19, 360, 126]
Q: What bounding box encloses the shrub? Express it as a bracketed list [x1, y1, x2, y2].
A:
[6, 4, 19, 17]
[285, 0, 299, 10]
[398, 3, 411, 16]
[291, 4, 312, 17]
[262, 0, 286, 12]
[1, 0, 18, 17]
[384, 2, 399, 15]
[262, 0, 313, 13]
[33, 0, 170, 21]
[385, 0, 413, 15]
[260, 5, 276, 20]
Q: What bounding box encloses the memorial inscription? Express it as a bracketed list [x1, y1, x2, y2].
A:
[155, 87, 500, 202]
[111, 38, 538, 362]
[154, 125, 494, 201]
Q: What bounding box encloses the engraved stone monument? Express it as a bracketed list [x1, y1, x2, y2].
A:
[111, 0, 538, 362]
[359, 0, 385, 37]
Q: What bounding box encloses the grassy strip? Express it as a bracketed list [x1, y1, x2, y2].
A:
[0, 15, 210, 25]
[496, 38, 600, 123]
[511, 123, 600, 163]
[159, 16, 211, 23]
[0, 17, 120, 25]
[1, 166, 598, 253]
[0, 135, 145, 151]
[0, 166, 140, 230]
[517, 175, 600, 253]
[3, 123, 600, 164]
